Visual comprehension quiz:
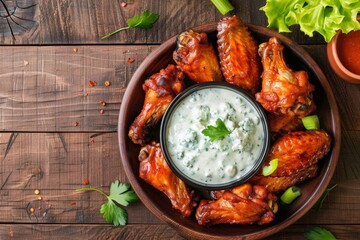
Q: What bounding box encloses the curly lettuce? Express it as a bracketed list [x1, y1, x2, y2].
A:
[260, 0, 360, 42]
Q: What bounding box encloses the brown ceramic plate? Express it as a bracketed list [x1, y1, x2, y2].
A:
[118, 22, 341, 240]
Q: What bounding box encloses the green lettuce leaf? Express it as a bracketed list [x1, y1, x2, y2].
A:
[261, 0, 360, 42]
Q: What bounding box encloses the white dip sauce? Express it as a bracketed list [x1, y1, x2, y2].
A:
[166, 87, 265, 185]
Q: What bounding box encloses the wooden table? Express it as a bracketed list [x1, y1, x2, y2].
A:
[0, 1, 359, 239]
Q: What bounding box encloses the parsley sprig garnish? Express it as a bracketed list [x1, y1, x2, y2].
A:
[101, 10, 160, 39]
[76, 180, 139, 226]
[202, 118, 231, 142]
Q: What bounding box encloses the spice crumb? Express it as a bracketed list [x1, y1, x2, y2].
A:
[99, 100, 106, 106]
[83, 178, 89, 185]
[104, 81, 111, 87]
[34, 189, 40, 195]
[72, 121, 79, 127]
[23, 60, 29, 66]
[89, 138, 95, 143]
[84, 92, 89, 97]
[121, 1, 127, 7]
[100, 109, 105, 115]
[70, 202, 77, 206]
[73, 48, 78, 53]
[88, 80, 97, 87]
[29, 207, 35, 213]
[127, 58, 135, 63]
[37, 196, 42, 201]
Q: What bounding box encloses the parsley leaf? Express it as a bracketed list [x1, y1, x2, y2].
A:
[202, 118, 231, 142]
[101, 10, 159, 39]
[313, 184, 337, 211]
[100, 199, 128, 226]
[76, 180, 139, 226]
[304, 226, 337, 240]
[127, 10, 160, 29]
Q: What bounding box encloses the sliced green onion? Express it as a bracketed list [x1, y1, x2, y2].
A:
[302, 115, 320, 130]
[262, 158, 278, 176]
[280, 186, 301, 204]
[210, 0, 234, 15]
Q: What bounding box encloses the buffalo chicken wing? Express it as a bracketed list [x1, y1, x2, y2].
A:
[128, 65, 185, 145]
[196, 183, 277, 226]
[173, 30, 223, 83]
[249, 130, 331, 192]
[255, 37, 316, 117]
[138, 142, 197, 217]
[217, 15, 261, 94]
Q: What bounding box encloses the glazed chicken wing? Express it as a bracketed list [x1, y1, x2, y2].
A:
[196, 183, 277, 226]
[173, 30, 223, 83]
[249, 130, 331, 193]
[128, 65, 185, 145]
[250, 165, 318, 193]
[138, 142, 197, 217]
[217, 15, 261, 94]
[255, 37, 316, 117]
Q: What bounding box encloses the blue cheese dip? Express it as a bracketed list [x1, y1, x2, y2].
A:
[165, 87, 266, 185]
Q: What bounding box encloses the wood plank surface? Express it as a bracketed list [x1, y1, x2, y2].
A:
[0, 0, 359, 239]
[0, 45, 155, 132]
[0, 224, 358, 240]
[1, 45, 359, 132]
[0, 0, 324, 45]
[0, 131, 359, 225]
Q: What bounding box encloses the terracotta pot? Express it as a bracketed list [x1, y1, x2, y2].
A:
[327, 30, 360, 84]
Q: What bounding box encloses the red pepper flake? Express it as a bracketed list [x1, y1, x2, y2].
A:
[121, 1, 127, 7]
[88, 80, 97, 87]
[70, 202, 77, 206]
[83, 178, 89, 185]
[72, 121, 79, 127]
[100, 109, 105, 115]
[99, 100, 106, 106]
[127, 58, 135, 63]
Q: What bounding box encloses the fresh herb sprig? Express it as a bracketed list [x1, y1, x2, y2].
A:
[76, 180, 139, 226]
[304, 226, 337, 240]
[202, 118, 231, 142]
[101, 10, 160, 39]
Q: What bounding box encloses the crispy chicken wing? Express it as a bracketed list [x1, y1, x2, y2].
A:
[128, 65, 185, 145]
[217, 15, 261, 94]
[249, 130, 331, 192]
[173, 30, 223, 83]
[196, 183, 277, 226]
[250, 165, 318, 193]
[138, 142, 197, 217]
[255, 37, 316, 117]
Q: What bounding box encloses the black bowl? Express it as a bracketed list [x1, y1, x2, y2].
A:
[160, 82, 270, 190]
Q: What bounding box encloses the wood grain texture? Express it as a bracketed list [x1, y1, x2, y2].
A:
[0, 224, 358, 240]
[0, 130, 359, 225]
[0, 45, 155, 132]
[0, 0, 324, 45]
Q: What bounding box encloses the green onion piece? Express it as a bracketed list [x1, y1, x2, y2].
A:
[262, 158, 278, 176]
[210, 0, 234, 15]
[302, 115, 320, 130]
[281, 186, 301, 204]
